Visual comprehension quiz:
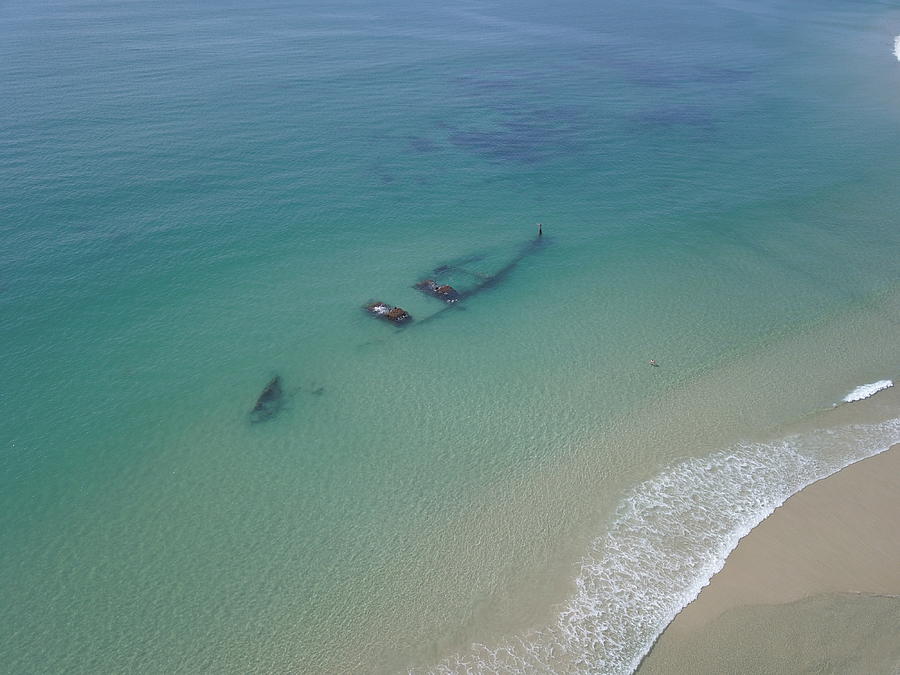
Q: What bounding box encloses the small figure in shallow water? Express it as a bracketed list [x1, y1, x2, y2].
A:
[649, 359, 659, 367]
[538, 222, 543, 237]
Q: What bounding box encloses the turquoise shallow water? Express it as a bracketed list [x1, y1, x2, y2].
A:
[2, 0, 900, 672]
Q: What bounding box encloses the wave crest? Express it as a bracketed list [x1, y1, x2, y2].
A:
[842, 379, 893, 403]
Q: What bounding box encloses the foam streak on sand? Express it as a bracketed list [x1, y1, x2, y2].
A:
[842, 379, 893, 403]
[416, 419, 900, 675]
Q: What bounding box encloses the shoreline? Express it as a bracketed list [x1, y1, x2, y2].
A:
[637, 443, 900, 674]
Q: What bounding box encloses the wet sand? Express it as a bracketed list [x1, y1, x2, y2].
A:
[638, 444, 900, 674]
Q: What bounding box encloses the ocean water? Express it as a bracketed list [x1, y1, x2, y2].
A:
[2, 0, 899, 672]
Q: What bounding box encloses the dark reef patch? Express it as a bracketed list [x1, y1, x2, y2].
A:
[447, 106, 588, 164]
[630, 105, 715, 132]
[408, 136, 440, 153]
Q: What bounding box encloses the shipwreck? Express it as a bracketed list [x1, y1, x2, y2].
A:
[250, 375, 284, 423]
[414, 279, 460, 303]
[365, 301, 411, 323]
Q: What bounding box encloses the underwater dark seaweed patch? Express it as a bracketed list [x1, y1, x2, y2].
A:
[606, 52, 756, 90]
[441, 66, 591, 163]
[448, 105, 588, 164]
[451, 71, 536, 93]
[452, 75, 521, 92]
[408, 136, 440, 153]
[693, 66, 755, 84]
[631, 105, 715, 131]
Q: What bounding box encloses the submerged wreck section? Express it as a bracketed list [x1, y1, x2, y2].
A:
[433, 237, 546, 301]
[414, 279, 460, 303]
[361, 235, 548, 331]
[365, 301, 411, 323]
[250, 375, 283, 423]
[412, 236, 549, 326]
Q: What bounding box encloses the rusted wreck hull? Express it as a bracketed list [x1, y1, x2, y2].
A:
[365, 301, 411, 323]
[414, 279, 460, 303]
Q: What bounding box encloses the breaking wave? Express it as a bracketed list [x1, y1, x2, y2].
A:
[413, 418, 900, 675]
[841, 379, 893, 403]
[894, 35, 900, 61]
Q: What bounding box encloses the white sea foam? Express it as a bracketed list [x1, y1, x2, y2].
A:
[413, 418, 900, 675]
[894, 35, 900, 61]
[841, 379, 893, 403]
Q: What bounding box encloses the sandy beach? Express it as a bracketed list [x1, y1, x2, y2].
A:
[638, 443, 900, 674]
